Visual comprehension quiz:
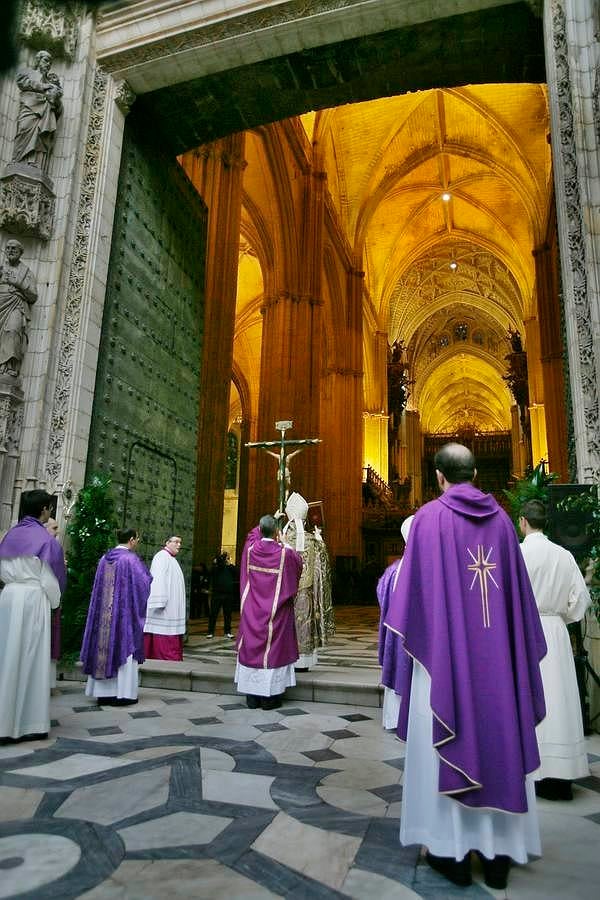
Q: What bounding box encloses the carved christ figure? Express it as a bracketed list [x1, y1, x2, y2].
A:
[0, 240, 38, 377]
[13, 50, 63, 173]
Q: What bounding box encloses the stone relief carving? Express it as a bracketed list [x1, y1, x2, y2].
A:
[12, 49, 63, 174]
[0, 165, 55, 239]
[99, 0, 374, 72]
[594, 64, 600, 144]
[551, 0, 600, 476]
[0, 239, 38, 379]
[18, 0, 81, 61]
[46, 65, 108, 483]
[114, 80, 136, 116]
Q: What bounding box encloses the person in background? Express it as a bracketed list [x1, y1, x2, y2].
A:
[44, 516, 62, 691]
[208, 551, 236, 638]
[519, 499, 591, 800]
[377, 515, 413, 729]
[144, 535, 186, 661]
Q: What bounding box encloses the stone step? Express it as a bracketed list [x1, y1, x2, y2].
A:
[60, 657, 385, 708]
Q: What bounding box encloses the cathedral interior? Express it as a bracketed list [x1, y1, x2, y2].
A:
[177, 84, 565, 572]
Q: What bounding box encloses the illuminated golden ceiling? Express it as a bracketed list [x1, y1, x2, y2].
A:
[233, 83, 552, 436]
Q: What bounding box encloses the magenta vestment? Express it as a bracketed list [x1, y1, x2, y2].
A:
[385, 483, 547, 813]
[237, 536, 302, 669]
[80, 548, 152, 680]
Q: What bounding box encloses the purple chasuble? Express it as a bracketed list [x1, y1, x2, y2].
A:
[237, 537, 302, 669]
[384, 483, 546, 813]
[80, 547, 152, 679]
[0, 516, 66, 591]
[377, 560, 409, 694]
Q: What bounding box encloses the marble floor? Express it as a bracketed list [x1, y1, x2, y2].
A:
[1, 685, 599, 899]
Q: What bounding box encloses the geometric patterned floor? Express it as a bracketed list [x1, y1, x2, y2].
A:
[1, 682, 599, 899]
[185, 605, 383, 670]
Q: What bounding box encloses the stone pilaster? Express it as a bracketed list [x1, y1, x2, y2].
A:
[533, 227, 569, 479]
[544, 0, 600, 482]
[251, 167, 326, 526]
[400, 409, 422, 507]
[180, 136, 245, 567]
[320, 266, 363, 560]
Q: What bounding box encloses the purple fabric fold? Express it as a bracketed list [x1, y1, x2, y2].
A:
[80, 547, 152, 679]
[237, 536, 302, 669]
[384, 482, 547, 813]
[377, 560, 410, 694]
[0, 516, 66, 591]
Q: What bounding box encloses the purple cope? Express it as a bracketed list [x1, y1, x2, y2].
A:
[237, 534, 303, 669]
[384, 482, 547, 813]
[80, 547, 152, 680]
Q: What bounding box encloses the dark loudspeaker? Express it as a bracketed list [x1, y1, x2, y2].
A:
[546, 483, 594, 560]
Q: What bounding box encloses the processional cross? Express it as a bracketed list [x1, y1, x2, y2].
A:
[245, 420, 321, 517]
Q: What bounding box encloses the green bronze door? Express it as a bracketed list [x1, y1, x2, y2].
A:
[87, 110, 207, 583]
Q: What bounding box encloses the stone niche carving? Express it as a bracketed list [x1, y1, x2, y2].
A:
[18, 0, 81, 61]
[114, 80, 136, 116]
[0, 162, 56, 240]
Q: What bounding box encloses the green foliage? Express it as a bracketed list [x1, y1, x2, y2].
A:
[503, 461, 558, 527]
[557, 488, 600, 623]
[60, 473, 118, 661]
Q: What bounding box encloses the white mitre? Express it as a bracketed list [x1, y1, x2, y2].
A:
[283, 491, 308, 551]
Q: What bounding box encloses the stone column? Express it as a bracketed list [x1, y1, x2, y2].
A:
[319, 266, 363, 560]
[533, 230, 569, 479]
[400, 409, 422, 506]
[180, 135, 246, 567]
[544, 0, 600, 483]
[250, 167, 326, 525]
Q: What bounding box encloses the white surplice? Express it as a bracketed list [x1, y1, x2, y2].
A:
[401, 661, 541, 863]
[85, 655, 139, 700]
[144, 548, 186, 635]
[0, 555, 60, 739]
[521, 531, 591, 780]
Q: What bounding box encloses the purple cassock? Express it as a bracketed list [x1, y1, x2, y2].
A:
[80, 547, 152, 680]
[385, 482, 547, 813]
[237, 535, 303, 669]
[0, 516, 66, 590]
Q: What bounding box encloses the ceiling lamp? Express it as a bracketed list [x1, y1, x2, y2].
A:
[449, 260, 458, 271]
[441, 192, 451, 202]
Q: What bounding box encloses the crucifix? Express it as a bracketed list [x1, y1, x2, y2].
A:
[245, 420, 321, 517]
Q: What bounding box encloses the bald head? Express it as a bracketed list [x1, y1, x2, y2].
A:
[434, 442, 476, 485]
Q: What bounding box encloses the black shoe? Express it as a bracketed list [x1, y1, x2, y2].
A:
[535, 777, 573, 801]
[425, 852, 472, 887]
[261, 695, 283, 711]
[246, 695, 260, 709]
[98, 697, 118, 706]
[478, 854, 510, 890]
[113, 698, 138, 706]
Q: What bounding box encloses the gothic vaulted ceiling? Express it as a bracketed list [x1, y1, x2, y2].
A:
[233, 83, 552, 435]
[304, 83, 552, 433]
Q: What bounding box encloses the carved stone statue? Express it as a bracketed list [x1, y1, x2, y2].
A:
[0, 240, 38, 377]
[12, 50, 63, 173]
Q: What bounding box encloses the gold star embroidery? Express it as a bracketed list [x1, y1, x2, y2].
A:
[467, 545, 499, 628]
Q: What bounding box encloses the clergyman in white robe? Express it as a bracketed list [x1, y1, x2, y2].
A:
[520, 518, 591, 787]
[144, 537, 186, 660]
[0, 556, 60, 740]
